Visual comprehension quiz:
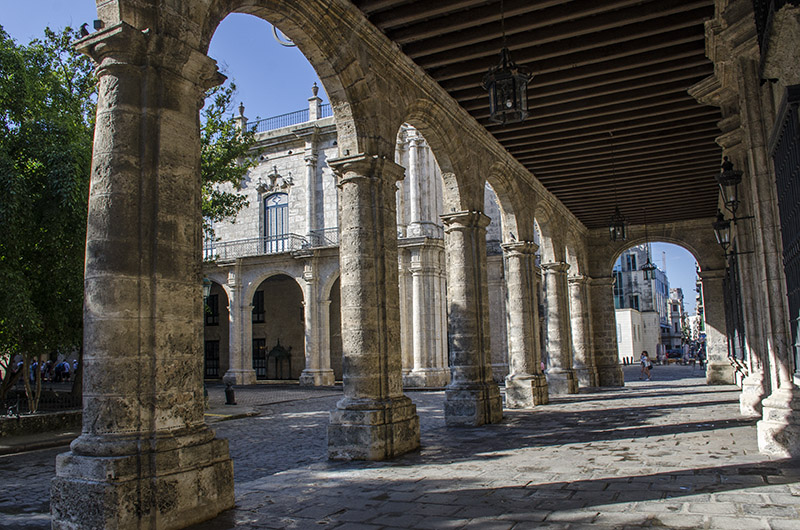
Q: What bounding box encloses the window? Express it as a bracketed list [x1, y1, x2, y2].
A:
[253, 338, 267, 380]
[672, 304, 678, 312]
[613, 270, 624, 308]
[252, 290, 265, 323]
[674, 322, 679, 333]
[626, 253, 637, 271]
[205, 294, 219, 326]
[204, 340, 220, 379]
[631, 294, 640, 311]
[264, 193, 289, 252]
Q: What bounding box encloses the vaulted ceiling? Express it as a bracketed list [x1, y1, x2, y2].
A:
[351, 0, 722, 229]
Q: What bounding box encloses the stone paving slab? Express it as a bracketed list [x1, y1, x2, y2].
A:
[1, 366, 799, 529]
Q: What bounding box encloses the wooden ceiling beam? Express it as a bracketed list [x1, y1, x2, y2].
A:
[370, 0, 491, 29]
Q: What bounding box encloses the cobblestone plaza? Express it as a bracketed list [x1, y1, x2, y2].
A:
[3, 365, 798, 529]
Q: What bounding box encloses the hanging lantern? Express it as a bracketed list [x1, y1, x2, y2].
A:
[202, 277, 212, 301]
[483, 48, 531, 125]
[609, 206, 627, 241]
[716, 156, 743, 215]
[712, 211, 732, 253]
[641, 256, 658, 281]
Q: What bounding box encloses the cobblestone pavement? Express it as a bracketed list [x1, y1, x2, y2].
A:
[2, 366, 799, 529]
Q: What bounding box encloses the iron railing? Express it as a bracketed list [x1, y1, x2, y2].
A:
[204, 229, 341, 260]
[247, 103, 333, 133]
[309, 227, 339, 247]
[204, 234, 308, 260]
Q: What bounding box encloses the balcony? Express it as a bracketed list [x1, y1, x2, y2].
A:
[203, 228, 339, 261]
[247, 104, 333, 133]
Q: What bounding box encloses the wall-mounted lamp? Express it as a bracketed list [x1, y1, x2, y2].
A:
[716, 156, 743, 215]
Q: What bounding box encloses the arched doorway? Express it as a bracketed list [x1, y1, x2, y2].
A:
[203, 281, 230, 380]
[251, 274, 304, 380]
[328, 277, 342, 381]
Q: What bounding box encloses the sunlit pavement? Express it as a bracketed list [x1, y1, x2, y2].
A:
[2, 365, 798, 529]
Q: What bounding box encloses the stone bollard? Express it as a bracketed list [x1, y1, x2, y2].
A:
[225, 382, 237, 405]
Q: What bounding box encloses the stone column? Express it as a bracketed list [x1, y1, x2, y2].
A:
[542, 262, 578, 394]
[299, 255, 334, 386]
[403, 241, 449, 387]
[569, 275, 599, 387]
[407, 135, 422, 235]
[305, 153, 318, 239]
[441, 211, 503, 426]
[223, 263, 256, 385]
[327, 154, 420, 460]
[52, 24, 234, 529]
[502, 241, 548, 407]
[699, 269, 735, 384]
[589, 276, 625, 386]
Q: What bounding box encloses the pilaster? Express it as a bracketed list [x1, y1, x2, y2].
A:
[542, 261, 578, 395]
[699, 269, 736, 384]
[441, 211, 503, 426]
[589, 276, 625, 386]
[326, 153, 420, 460]
[223, 262, 257, 385]
[299, 254, 334, 386]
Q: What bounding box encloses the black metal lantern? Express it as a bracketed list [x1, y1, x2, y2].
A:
[641, 258, 658, 281]
[483, 47, 531, 125]
[609, 206, 627, 241]
[716, 156, 743, 215]
[202, 277, 212, 301]
[712, 211, 732, 253]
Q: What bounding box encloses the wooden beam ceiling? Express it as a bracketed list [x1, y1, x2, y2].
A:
[351, 0, 722, 229]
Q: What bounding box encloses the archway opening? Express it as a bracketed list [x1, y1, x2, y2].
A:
[484, 182, 508, 382]
[611, 242, 704, 381]
[203, 281, 230, 380]
[251, 274, 304, 380]
[394, 123, 448, 388]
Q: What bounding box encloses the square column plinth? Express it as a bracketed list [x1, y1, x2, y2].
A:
[51, 436, 234, 530]
[328, 396, 420, 460]
[444, 384, 503, 426]
[505, 374, 549, 408]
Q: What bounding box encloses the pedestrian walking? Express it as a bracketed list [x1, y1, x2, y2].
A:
[640, 351, 652, 381]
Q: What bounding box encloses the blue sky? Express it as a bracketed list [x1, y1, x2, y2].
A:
[3, 2, 701, 314]
[1, 2, 325, 120]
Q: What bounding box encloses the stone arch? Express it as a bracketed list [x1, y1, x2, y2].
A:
[485, 161, 537, 243]
[565, 230, 584, 276]
[196, 0, 394, 157]
[533, 201, 562, 264]
[401, 99, 471, 213]
[244, 269, 304, 306]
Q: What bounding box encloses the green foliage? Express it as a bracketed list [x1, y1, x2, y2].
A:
[201, 82, 259, 237]
[0, 26, 94, 366]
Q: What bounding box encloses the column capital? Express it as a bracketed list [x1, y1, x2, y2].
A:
[568, 274, 589, 285]
[501, 240, 538, 256]
[541, 261, 570, 273]
[328, 153, 405, 185]
[589, 275, 615, 287]
[698, 268, 725, 281]
[441, 210, 491, 230]
[77, 22, 224, 91]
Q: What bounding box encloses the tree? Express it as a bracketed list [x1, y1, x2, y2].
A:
[0, 25, 256, 411]
[0, 26, 95, 411]
[200, 82, 260, 238]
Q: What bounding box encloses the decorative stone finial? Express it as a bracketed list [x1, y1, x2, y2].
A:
[238, 102, 245, 117]
[312, 82, 319, 97]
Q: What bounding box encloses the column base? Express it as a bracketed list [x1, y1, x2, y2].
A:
[575, 366, 600, 388]
[444, 382, 503, 426]
[740, 369, 766, 418]
[757, 385, 800, 458]
[51, 434, 234, 530]
[222, 369, 257, 386]
[491, 363, 509, 383]
[504, 374, 549, 408]
[299, 369, 335, 386]
[706, 360, 735, 385]
[596, 364, 625, 386]
[546, 369, 578, 395]
[328, 396, 420, 460]
[403, 368, 450, 388]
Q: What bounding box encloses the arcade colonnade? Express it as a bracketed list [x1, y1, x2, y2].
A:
[50, 0, 800, 528]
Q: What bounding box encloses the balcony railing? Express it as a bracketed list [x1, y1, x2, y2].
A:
[247, 103, 333, 133]
[309, 227, 339, 247]
[204, 234, 308, 260]
[203, 228, 340, 261]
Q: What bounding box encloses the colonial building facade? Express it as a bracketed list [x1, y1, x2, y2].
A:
[52, 1, 800, 528]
